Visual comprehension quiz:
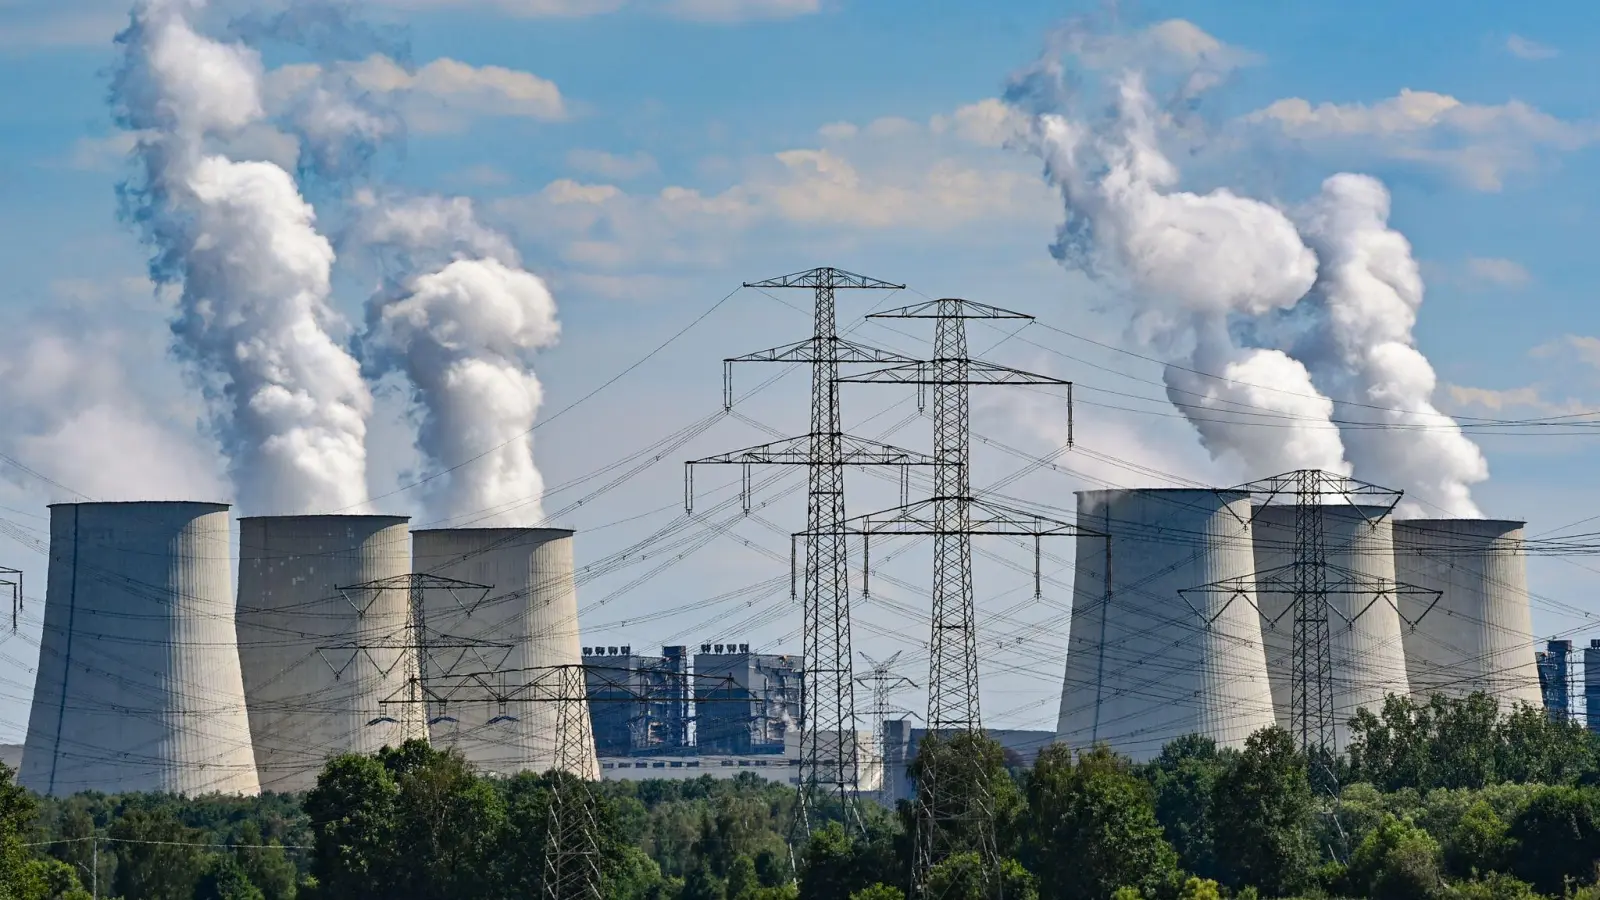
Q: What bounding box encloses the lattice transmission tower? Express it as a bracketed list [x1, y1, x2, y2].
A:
[686, 267, 934, 836]
[0, 566, 20, 632]
[1179, 470, 1439, 771]
[819, 298, 1098, 896]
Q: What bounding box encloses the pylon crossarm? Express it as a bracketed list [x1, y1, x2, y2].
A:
[798, 496, 1101, 538]
[867, 298, 1034, 320]
[687, 434, 934, 467]
[727, 336, 918, 365]
[841, 359, 1070, 387]
[744, 267, 905, 290]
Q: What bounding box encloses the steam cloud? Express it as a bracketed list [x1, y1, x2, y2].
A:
[1009, 21, 1488, 512]
[1295, 175, 1488, 516]
[116, 0, 373, 516]
[360, 196, 561, 527]
[1011, 68, 1352, 478]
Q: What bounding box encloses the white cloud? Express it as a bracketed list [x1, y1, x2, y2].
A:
[493, 103, 1053, 273]
[369, 0, 817, 20]
[267, 55, 565, 137]
[1506, 34, 1558, 61]
[566, 148, 659, 180]
[1464, 256, 1532, 288]
[1533, 334, 1600, 370]
[1243, 89, 1599, 189]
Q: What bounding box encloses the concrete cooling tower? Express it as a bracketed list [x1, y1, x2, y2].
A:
[411, 528, 597, 779]
[1394, 519, 1541, 708]
[21, 502, 259, 796]
[236, 516, 427, 792]
[1057, 489, 1277, 762]
[1253, 505, 1410, 750]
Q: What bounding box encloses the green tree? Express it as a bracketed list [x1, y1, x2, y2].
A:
[1210, 726, 1315, 897]
[193, 854, 267, 900]
[28, 857, 91, 900]
[1506, 785, 1600, 894]
[1177, 877, 1222, 900]
[1443, 800, 1511, 878]
[1144, 735, 1231, 880]
[231, 822, 298, 900]
[1497, 705, 1593, 785]
[109, 809, 208, 900]
[682, 861, 728, 900]
[0, 762, 49, 899]
[1445, 872, 1542, 900]
[924, 853, 1037, 900]
[1346, 816, 1444, 900]
[849, 885, 906, 900]
[1023, 744, 1178, 900]
[380, 742, 504, 900]
[909, 731, 1024, 861]
[302, 753, 397, 900]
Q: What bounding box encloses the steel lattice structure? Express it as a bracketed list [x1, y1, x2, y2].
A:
[0, 566, 19, 632]
[686, 267, 929, 838]
[1178, 471, 1439, 770]
[821, 298, 1092, 896]
[856, 651, 916, 797]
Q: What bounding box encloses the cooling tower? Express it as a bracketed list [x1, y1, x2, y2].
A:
[236, 515, 427, 792]
[21, 502, 259, 796]
[1394, 519, 1541, 708]
[411, 528, 598, 779]
[1057, 489, 1277, 762]
[1253, 504, 1410, 749]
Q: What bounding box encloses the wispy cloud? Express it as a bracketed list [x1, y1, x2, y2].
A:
[371, 0, 819, 21]
[566, 149, 659, 180]
[1242, 88, 1599, 190]
[1505, 34, 1558, 61]
[1465, 257, 1532, 288]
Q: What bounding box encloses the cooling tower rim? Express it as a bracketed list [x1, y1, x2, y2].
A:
[237, 514, 411, 523]
[1394, 517, 1526, 530]
[1251, 503, 1395, 518]
[1075, 488, 1252, 500]
[412, 526, 575, 538]
[48, 500, 230, 511]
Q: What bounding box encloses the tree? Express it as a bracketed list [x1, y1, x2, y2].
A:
[1497, 706, 1594, 786]
[1506, 785, 1600, 894]
[1177, 877, 1222, 900]
[850, 886, 906, 900]
[1346, 816, 1444, 900]
[110, 809, 208, 900]
[1210, 727, 1315, 896]
[0, 762, 49, 899]
[231, 822, 298, 900]
[909, 731, 1024, 862]
[1144, 735, 1231, 880]
[193, 855, 267, 900]
[302, 753, 398, 900]
[1443, 801, 1511, 878]
[380, 742, 505, 900]
[1023, 744, 1178, 900]
[1445, 873, 1542, 900]
[924, 853, 1037, 900]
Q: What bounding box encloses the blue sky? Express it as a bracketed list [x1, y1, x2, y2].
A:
[1, 0, 1599, 740]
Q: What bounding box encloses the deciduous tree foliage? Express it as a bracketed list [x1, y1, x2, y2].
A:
[1209, 727, 1316, 897]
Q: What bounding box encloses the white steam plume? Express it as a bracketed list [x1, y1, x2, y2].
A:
[360, 196, 560, 526]
[1295, 174, 1488, 515]
[1013, 69, 1351, 477]
[115, 0, 372, 515]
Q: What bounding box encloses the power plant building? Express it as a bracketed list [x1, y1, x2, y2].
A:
[21, 502, 259, 796]
[412, 528, 597, 779]
[1252, 504, 1410, 749]
[236, 515, 427, 792]
[1057, 489, 1277, 762]
[581, 644, 691, 757]
[694, 644, 802, 755]
[1393, 519, 1541, 708]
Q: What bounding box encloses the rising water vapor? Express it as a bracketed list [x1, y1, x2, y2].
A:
[360, 195, 560, 526]
[1012, 64, 1352, 477]
[116, 0, 372, 515]
[1295, 174, 1488, 515]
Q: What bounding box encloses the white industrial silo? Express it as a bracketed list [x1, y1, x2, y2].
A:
[1057, 489, 1277, 762]
[411, 528, 597, 779]
[236, 515, 427, 792]
[1253, 504, 1410, 749]
[1394, 519, 1541, 708]
[21, 502, 259, 796]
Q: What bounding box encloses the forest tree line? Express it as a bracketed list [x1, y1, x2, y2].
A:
[1, 693, 1599, 899]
